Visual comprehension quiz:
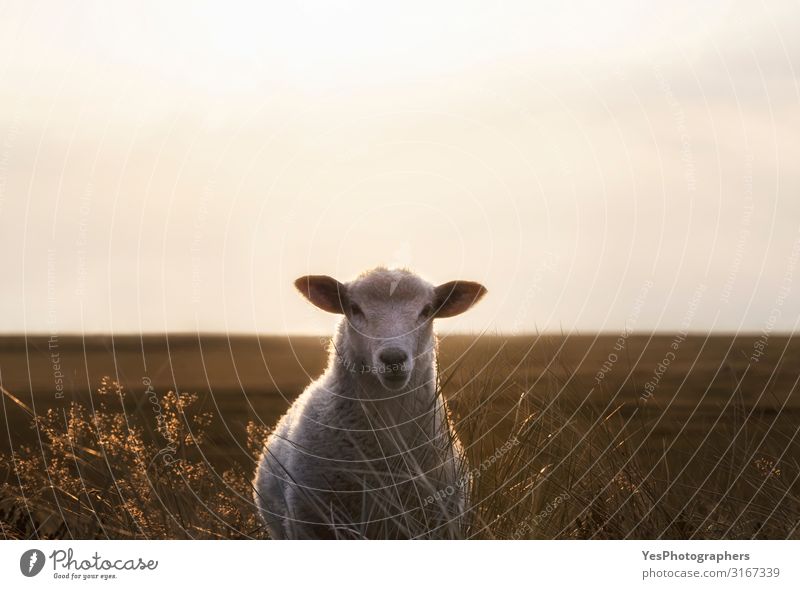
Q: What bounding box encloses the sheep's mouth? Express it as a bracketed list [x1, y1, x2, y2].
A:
[382, 371, 408, 381]
[379, 370, 411, 388]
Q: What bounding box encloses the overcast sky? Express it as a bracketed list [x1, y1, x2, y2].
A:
[1, 0, 799, 335]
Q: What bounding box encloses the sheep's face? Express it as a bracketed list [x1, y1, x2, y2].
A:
[295, 268, 487, 391]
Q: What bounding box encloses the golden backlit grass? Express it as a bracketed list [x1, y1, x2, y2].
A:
[1, 351, 798, 539]
[1, 378, 270, 539]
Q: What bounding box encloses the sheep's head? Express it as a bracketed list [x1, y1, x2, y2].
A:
[295, 268, 486, 390]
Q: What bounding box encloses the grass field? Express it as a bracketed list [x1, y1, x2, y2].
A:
[1, 333, 798, 539]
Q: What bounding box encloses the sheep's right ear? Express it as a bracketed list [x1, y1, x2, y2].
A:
[433, 280, 487, 318]
[294, 275, 347, 314]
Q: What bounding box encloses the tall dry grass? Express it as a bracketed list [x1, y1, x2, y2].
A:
[448, 350, 800, 539]
[1, 377, 270, 539]
[1, 354, 798, 539]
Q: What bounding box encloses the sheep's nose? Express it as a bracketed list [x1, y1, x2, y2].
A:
[379, 348, 409, 370]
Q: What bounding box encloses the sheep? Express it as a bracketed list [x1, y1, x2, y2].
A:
[253, 267, 487, 539]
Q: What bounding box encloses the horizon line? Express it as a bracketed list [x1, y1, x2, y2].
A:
[0, 330, 795, 338]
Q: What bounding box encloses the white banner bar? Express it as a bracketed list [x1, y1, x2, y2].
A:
[2, 540, 797, 588]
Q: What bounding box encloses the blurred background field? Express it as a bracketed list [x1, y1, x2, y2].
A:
[1, 333, 798, 539]
[2, 333, 798, 461]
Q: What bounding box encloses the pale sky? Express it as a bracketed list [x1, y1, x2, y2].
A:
[1, 0, 799, 334]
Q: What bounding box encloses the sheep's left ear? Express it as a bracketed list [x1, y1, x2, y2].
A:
[294, 275, 348, 314]
[433, 281, 487, 318]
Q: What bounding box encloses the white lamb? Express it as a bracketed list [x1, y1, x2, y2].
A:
[253, 268, 486, 539]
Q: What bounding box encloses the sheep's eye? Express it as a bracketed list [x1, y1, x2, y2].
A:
[350, 303, 364, 318]
[419, 304, 433, 320]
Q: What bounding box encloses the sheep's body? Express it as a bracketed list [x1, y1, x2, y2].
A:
[254, 269, 481, 540]
[254, 322, 469, 539]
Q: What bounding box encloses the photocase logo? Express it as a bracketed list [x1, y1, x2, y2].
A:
[20, 549, 46, 577]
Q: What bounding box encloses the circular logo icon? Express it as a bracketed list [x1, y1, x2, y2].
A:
[20, 549, 46, 577]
